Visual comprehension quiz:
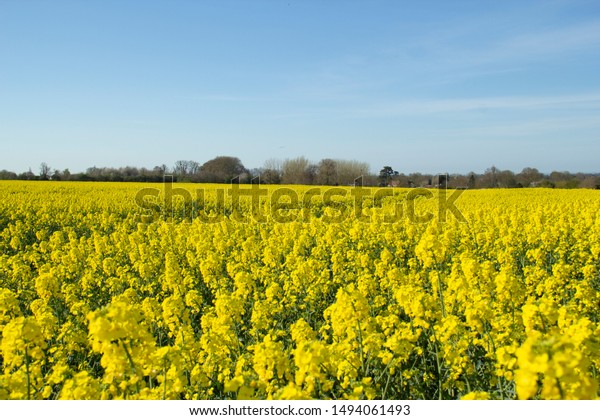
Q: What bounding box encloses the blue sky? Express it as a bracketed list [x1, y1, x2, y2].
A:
[1, 0, 600, 175]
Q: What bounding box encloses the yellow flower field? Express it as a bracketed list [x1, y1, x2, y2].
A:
[0, 181, 599, 400]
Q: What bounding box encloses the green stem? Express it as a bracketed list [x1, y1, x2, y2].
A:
[436, 270, 446, 318]
[24, 347, 31, 400]
[382, 372, 392, 400]
[483, 325, 505, 399]
[120, 340, 140, 394]
[351, 301, 366, 375]
[163, 359, 167, 400]
[432, 333, 443, 400]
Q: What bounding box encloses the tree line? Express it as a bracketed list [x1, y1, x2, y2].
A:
[0, 157, 598, 189]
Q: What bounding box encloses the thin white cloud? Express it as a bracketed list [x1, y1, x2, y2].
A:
[364, 18, 600, 86]
[260, 92, 600, 123]
[352, 92, 600, 117]
[460, 20, 600, 71]
[439, 115, 600, 139]
[195, 94, 267, 102]
[496, 19, 600, 59]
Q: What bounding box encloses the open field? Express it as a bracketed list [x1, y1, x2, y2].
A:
[1, 181, 599, 399]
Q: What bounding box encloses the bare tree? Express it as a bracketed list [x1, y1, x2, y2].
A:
[337, 160, 369, 185]
[282, 156, 312, 184]
[153, 165, 167, 176]
[316, 159, 338, 185]
[188, 161, 201, 176]
[496, 170, 517, 188]
[39, 162, 51, 180]
[263, 158, 282, 173]
[518, 167, 542, 187]
[173, 160, 191, 177]
[261, 158, 283, 184]
[173, 160, 200, 181]
[483, 166, 498, 188]
[581, 176, 600, 189]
